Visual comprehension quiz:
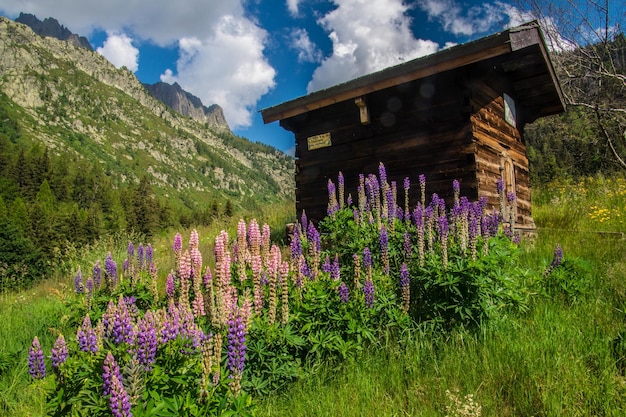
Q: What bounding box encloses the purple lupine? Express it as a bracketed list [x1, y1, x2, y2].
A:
[51, 334, 68, 369]
[137, 244, 144, 270]
[111, 297, 134, 345]
[496, 177, 505, 194]
[173, 233, 183, 254]
[400, 263, 410, 313]
[227, 305, 248, 395]
[135, 312, 158, 370]
[384, 187, 396, 222]
[363, 279, 375, 309]
[403, 231, 412, 259]
[327, 179, 339, 216]
[347, 194, 353, 206]
[290, 229, 303, 260]
[109, 373, 133, 417]
[551, 244, 563, 269]
[338, 282, 349, 303]
[300, 211, 308, 234]
[322, 255, 332, 273]
[145, 244, 153, 265]
[330, 255, 340, 281]
[363, 247, 372, 270]
[419, 174, 426, 207]
[74, 268, 83, 293]
[93, 261, 102, 289]
[378, 162, 387, 186]
[165, 271, 175, 299]
[338, 171, 345, 209]
[85, 277, 94, 296]
[507, 192, 516, 204]
[127, 241, 134, 259]
[102, 351, 123, 396]
[77, 315, 98, 353]
[453, 179, 461, 207]
[28, 336, 46, 379]
[105, 252, 118, 290]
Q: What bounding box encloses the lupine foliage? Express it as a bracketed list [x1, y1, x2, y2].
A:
[28, 164, 539, 416]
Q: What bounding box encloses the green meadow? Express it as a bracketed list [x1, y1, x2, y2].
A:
[1, 175, 625, 417]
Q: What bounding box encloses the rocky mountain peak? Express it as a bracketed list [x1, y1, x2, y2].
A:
[143, 81, 230, 131]
[15, 12, 92, 51]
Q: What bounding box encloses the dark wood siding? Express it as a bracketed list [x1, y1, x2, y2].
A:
[470, 80, 533, 226]
[286, 74, 481, 223]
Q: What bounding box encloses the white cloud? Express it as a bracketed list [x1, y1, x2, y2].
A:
[96, 31, 139, 72]
[0, 0, 243, 46]
[161, 15, 275, 129]
[417, 0, 506, 36]
[286, 0, 301, 16]
[307, 0, 439, 92]
[290, 28, 322, 63]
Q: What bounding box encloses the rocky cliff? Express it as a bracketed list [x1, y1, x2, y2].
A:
[15, 12, 92, 50]
[144, 81, 230, 131]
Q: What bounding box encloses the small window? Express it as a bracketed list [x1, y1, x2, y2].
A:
[504, 93, 516, 128]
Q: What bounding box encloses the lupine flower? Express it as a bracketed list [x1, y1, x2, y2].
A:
[145, 244, 153, 265]
[28, 336, 46, 379]
[227, 305, 248, 396]
[280, 261, 290, 325]
[327, 179, 339, 216]
[93, 261, 102, 289]
[51, 334, 68, 369]
[453, 179, 460, 207]
[403, 177, 410, 220]
[338, 171, 345, 209]
[300, 211, 308, 234]
[400, 263, 410, 313]
[496, 177, 505, 194]
[109, 372, 133, 417]
[135, 312, 157, 371]
[552, 244, 563, 268]
[127, 241, 135, 258]
[419, 174, 426, 207]
[111, 297, 135, 345]
[85, 277, 94, 295]
[137, 244, 144, 270]
[378, 162, 387, 186]
[105, 252, 118, 290]
[102, 352, 122, 396]
[347, 194, 353, 206]
[330, 255, 340, 281]
[165, 271, 175, 300]
[544, 243, 564, 277]
[74, 268, 83, 293]
[322, 255, 332, 273]
[338, 281, 349, 303]
[173, 233, 183, 254]
[363, 279, 375, 309]
[77, 314, 98, 353]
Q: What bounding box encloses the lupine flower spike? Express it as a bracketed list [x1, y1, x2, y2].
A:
[28, 336, 46, 379]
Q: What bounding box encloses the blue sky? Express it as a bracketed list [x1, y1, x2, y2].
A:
[0, 0, 621, 154]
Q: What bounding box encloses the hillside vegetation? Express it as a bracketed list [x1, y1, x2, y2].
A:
[0, 17, 293, 288]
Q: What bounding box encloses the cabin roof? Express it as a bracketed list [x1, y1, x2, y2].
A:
[261, 21, 565, 125]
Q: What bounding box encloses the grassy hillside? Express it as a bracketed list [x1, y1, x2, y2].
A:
[1, 169, 624, 416]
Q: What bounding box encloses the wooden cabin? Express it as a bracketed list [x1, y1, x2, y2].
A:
[261, 21, 565, 228]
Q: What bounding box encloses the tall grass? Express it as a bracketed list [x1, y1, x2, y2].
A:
[258, 175, 626, 417]
[0, 199, 295, 417]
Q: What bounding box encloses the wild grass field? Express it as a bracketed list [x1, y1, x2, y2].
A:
[1, 172, 624, 417]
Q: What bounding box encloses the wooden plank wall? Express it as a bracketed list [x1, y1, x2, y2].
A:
[287, 74, 480, 224]
[470, 79, 533, 227]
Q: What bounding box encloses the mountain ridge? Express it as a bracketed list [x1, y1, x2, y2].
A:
[11, 12, 231, 129]
[0, 16, 293, 211]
